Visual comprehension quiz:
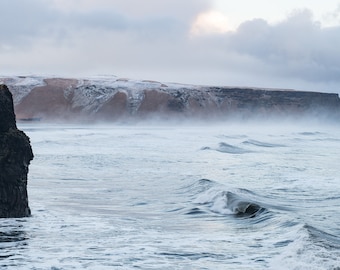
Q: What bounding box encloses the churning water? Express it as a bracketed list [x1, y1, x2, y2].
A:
[1, 122, 340, 269]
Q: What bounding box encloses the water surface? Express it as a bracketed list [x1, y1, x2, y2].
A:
[1, 123, 339, 269]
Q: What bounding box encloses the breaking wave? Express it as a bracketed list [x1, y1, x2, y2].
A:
[180, 179, 340, 269]
[180, 179, 272, 218]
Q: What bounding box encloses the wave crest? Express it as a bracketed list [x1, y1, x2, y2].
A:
[185, 179, 267, 218]
[242, 139, 285, 148]
[201, 142, 251, 154]
[226, 191, 265, 217]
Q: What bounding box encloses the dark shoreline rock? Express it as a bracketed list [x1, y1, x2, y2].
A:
[0, 84, 33, 218]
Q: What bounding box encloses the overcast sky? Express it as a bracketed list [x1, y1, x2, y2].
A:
[1, 0, 340, 92]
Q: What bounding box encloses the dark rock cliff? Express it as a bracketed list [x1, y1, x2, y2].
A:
[0, 84, 33, 218]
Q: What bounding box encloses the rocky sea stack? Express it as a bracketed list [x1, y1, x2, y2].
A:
[0, 84, 33, 218]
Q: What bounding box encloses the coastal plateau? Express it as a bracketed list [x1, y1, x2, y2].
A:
[1, 76, 339, 122]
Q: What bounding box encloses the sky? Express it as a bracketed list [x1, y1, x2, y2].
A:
[1, 0, 340, 93]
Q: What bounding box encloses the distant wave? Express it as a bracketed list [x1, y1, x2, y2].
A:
[298, 131, 324, 136]
[201, 142, 251, 154]
[242, 139, 285, 148]
[217, 134, 248, 139]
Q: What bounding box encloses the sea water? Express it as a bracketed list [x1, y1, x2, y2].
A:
[1, 122, 339, 269]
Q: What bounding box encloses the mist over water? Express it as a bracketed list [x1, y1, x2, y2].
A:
[1, 121, 340, 269]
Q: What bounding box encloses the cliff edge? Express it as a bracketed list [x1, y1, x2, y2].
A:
[0, 84, 33, 218]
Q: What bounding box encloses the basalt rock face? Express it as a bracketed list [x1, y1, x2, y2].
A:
[1, 76, 340, 122]
[0, 84, 33, 218]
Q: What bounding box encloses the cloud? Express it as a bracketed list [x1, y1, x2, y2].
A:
[222, 9, 340, 85]
[323, 3, 340, 26]
[1, 1, 340, 93]
[0, 0, 211, 78]
[0, 0, 209, 48]
[0, 0, 57, 44]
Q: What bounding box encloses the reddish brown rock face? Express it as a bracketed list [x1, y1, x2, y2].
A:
[138, 90, 171, 115]
[97, 92, 129, 120]
[15, 78, 78, 121]
[0, 85, 33, 218]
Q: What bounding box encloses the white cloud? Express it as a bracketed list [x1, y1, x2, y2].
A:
[223, 10, 340, 84]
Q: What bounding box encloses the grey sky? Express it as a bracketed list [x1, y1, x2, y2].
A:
[1, 0, 340, 93]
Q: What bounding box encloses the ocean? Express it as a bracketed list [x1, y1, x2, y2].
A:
[1, 121, 340, 269]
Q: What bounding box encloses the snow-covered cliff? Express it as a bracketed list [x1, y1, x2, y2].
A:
[1, 75, 339, 122]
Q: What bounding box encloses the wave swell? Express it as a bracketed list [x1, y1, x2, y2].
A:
[242, 139, 285, 148]
[201, 142, 251, 154]
[225, 191, 265, 217]
[183, 179, 270, 219]
[184, 179, 340, 270]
